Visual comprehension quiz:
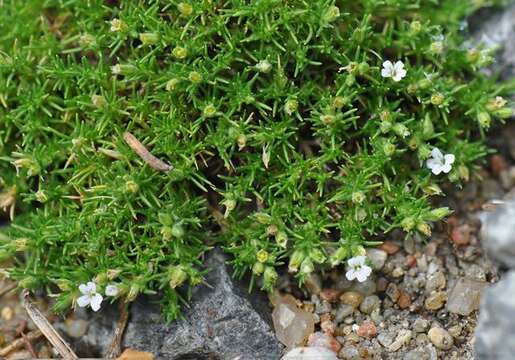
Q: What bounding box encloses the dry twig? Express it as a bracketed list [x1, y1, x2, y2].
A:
[105, 302, 130, 358]
[0, 330, 42, 357]
[22, 290, 79, 360]
[123, 131, 173, 172]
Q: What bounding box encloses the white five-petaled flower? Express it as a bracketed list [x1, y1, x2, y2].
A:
[77, 282, 103, 312]
[426, 148, 455, 175]
[105, 284, 119, 297]
[345, 256, 372, 283]
[381, 60, 407, 82]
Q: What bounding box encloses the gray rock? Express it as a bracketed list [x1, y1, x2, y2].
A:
[412, 318, 429, 333]
[366, 249, 387, 270]
[447, 277, 488, 315]
[350, 277, 376, 296]
[61, 248, 283, 360]
[470, 2, 515, 79]
[334, 304, 354, 324]
[339, 345, 360, 359]
[481, 200, 515, 268]
[475, 271, 515, 359]
[359, 295, 381, 315]
[428, 327, 453, 350]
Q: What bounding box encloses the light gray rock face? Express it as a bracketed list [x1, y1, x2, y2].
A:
[470, 3, 515, 79]
[60, 248, 283, 360]
[475, 271, 515, 360]
[480, 200, 515, 268]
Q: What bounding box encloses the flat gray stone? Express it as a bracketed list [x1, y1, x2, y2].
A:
[475, 271, 515, 359]
[480, 200, 515, 268]
[59, 248, 283, 360]
[470, 3, 515, 79]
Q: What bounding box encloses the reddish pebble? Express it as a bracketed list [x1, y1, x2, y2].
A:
[451, 224, 471, 246]
[380, 241, 400, 255]
[320, 288, 341, 303]
[490, 154, 508, 175]
[321, 320, 336, 335]
[397, 291, 411, 309]
[406, 255, 417, 268]
[327, 333, 342, 353]
[357, 320, 377, 338]
[446, 216, 459, 228]
[376, 277, 389, 292]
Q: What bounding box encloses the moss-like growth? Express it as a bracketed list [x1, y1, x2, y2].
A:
[0, 0, 512, 319]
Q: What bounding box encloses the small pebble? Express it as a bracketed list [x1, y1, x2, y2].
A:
[450, 224, 471, 246]
[425, 271, 446, 294]
[406, 255, 417, 268]
[282, 347, 338, 360]
[320, 289, 341, 303]
[380, 241, 400, 255]
[334, 304, 354, 323]
[376, 277, 388, 292]
[359, 295, 381, 314]
[305, 274, 323, 295]
[424, 291, 447, 311]
[385, 283, 400, 302]
[448, 324, 462, 338]
[391, 267, 405, 278]
[428, 327, 454, 350]
[413, 318, 429, 333]
[366, 249, 387, 270]
[321, 320, 336, 335]
[65, 318, 89, 338]
[377, 332, 393, 347]
[356, 320, 377, 338]
[1, 307, 13, 321]
[490, 154, 508, 175]
[397, 291, 411, 309]
[340, 291, 364, 308]
[388, 329, 412, 352]
[339, 345, 360, 360]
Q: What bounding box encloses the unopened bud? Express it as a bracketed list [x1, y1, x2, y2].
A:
[288, 250, 305, 273]
[284, 99, 298, 115]
[416, 222, 432, 236]
[323, 5, 340, 22]
[477, 111, 491, 128]
[169, 266, 188, 289]
[401, 217, 415, 232]
[35, 190, 48, 203]
[188, 71, 202, 83]
[255, 212, 272, 224]
[430, 92, 444, 106]
[329, 246, 348, 266]
[177, 3, 193, 16]
[256, 60, 272, 73]
[351, 191, 365, 204]
[263, 266, 278, 289]
[125, 180, 139, 194]
[276, 231, 288, 248]
[256, 249, 269, 263]
[166, 78, 180, 91]
[428, 207, 452, 221]
[139, 32, 159, 46]
[172, 46, 188, 59]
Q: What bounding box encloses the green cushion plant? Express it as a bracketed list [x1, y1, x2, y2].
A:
[0, 0, 512, 320]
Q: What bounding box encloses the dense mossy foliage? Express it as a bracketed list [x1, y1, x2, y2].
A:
[0, 0, 513, 319]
